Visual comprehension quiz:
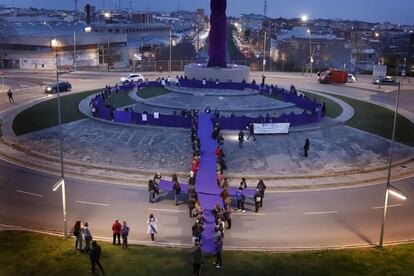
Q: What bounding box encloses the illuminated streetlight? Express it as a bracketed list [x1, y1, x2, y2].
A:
[104, 12, 111, 18]
[43, 21, 68, 239]
[301, 15, 308, 22]
[379, 82, 406, 248]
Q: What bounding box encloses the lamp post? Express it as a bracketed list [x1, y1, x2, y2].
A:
[379, 82, 406, 247]
[169, 27, 172, 73]
[307, 29, 313, 77]
[263, 30, 266, 75]
[44, 22, 67, 239]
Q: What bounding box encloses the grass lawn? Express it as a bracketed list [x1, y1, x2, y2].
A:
[301, 91, 343, 119]
[13, 90, 101, 136]
[1, 231, 414, 275]
[327, 93, 414, 147]
[105, 90, 136, 107]
[137, 86, 171, 99]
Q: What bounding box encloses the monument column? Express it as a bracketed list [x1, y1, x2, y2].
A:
[207, 0, 227, 68]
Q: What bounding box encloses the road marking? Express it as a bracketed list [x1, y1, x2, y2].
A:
[75, 200, 110, 207]
[147, 208, 186, 213]
[372, 204, 403, 210]
[304, 211, 338, 215]
[16, 190, 43, 197]
[233, 212, 266, 216]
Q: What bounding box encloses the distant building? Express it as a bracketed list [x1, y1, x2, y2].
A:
[131, 12, 153, 24]
[272, 27, 350, 71]
[93, 22, 169, 38]
[0, 33, 128, 70]
[240, 14, 267, 33]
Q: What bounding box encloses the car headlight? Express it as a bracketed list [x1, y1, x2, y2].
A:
[47, 87, 52, 91]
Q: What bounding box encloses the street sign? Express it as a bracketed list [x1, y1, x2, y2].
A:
[373, 65, 387, 77]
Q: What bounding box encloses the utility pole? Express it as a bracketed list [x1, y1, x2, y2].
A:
[263, 30, 266, 75]
[169, 27, 172, 73]
[74, 0, 78, 12]
[264, 0, 267, 17]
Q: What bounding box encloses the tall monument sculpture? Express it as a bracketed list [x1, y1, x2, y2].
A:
[207, 0, 227, 68]
[184, 0, 250, 82]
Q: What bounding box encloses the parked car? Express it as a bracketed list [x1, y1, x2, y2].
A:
[372, 76, 396, 85]
[44, 82, 72, 93]
[120, 73, 144, 83]
[347, 74, 356, 83]
[318, 69, 348, 84]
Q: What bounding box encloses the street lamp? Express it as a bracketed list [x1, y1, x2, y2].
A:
[301, 15, 308, 23]
[169, 27, 172, 73]
[379, 82, 406, 247]
[43, 22, 68, 239]
[307, 29, 313, 76]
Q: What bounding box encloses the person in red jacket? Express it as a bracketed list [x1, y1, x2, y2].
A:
[192, 156, 199, 175]
[112, 219, 122, 245]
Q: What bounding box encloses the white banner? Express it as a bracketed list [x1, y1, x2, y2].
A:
[254, 123, 290, 134]
[373, 65, 387, 77]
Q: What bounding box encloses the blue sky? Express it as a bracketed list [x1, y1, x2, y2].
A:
[4, 0, 414, 25]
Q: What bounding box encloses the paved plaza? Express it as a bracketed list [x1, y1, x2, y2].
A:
[11, 118, 414, 178]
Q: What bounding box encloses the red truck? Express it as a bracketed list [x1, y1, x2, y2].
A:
[318, 69, 348, 84]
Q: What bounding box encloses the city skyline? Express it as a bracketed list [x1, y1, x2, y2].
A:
[2, 0, 414, 25]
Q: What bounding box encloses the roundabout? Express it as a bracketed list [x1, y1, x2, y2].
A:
[0, 71, 413, 260]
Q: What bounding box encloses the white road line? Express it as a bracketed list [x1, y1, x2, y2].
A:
[304, 211, 338, 215]
[147, 208, 186, 213]
[372, 204, 403, 210]
[16, 190, 43, 197]
[233, 213, 266, 216]
[75, 200, 110, 207]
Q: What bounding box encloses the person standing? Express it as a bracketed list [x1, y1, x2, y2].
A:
[256, 179, 267, 207]
[254, 189, 262, 213]
[147, 213, 158, 241]
[236, 187, 246, 212]
[148, 179, 156, 203]
[240, 177, 247, 189]
[73, 220, 83, 252]
[304, 138, 310, 157]
[121, 221, 130, 250]
[214, 234, 223, 269]
[83, 222, 92, 253]
[261, 75, 266, 89]
[224, 205, 233, 229]
[112, 219, 122, 245]
[89, 241, 105, 275]
[220, 188, 229, 209]
[7, 89, 14, 103]
[172, 178, 181, 206]
[238, 129, 244, 148]
[247, 122, 256, 141]
[191, 240, 203, 276]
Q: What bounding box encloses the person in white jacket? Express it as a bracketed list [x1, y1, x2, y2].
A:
[147, 213, 158, 241]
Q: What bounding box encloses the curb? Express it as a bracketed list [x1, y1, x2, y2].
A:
[1, 224, 413, 253]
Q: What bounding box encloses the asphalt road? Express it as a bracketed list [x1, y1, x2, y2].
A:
[0, 70, 413, 250]
[1, 158, 413, 250]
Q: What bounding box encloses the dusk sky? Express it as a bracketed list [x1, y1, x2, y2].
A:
[3, 0, 414, 25]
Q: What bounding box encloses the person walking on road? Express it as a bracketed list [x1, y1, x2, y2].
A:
[148, 179, 156, 203]
[172, 177, 181, 206]
[83, 222, 92, 253]
[121, 221, 130, 250]
[254, 189, 262, 213]
[238, 129, 244, 148]
[191, 240, 203, 276]
[304, 138, 310, 157]
[236, 187, 246, 212]
[256, 179, 267, 208]
[246, 122, 256, 141]
[89, 241, 105, 275]
[73, 220, 83, 252]
[7, 89, 14, 103]
[147, 213, 158, 242]
[214, 234, 223, 269]
[112, 219, 122, 245]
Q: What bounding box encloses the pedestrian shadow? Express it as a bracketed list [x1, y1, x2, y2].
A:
[335, 215, 375, 246]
